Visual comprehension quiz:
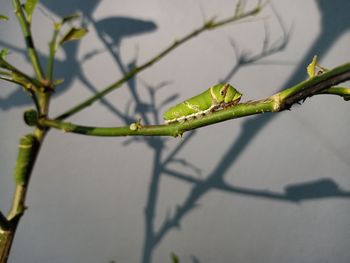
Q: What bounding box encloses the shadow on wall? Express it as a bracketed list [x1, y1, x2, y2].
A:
[284, 179, 350, 202]
[1, 1, 349, 263]
[139, 1, 350, 263]
[0, 0, 157, 110]
[217, 0, 350, 184]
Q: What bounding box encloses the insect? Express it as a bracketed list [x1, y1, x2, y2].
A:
[163, 83, 242, 123]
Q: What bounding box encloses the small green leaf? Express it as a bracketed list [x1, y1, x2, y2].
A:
[54, 78, 64, 86]
[0, 49, 8, 60]
[59, 27, 88, 45]
[0, 15, 8, 21]
[24, 0, 39, 22]
[62, 13, 80, 24]
[23, 109, 38, 126]
[170, 253, 179, 263]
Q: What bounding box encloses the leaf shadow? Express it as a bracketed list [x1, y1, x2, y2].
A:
[0, 1, 157, 112]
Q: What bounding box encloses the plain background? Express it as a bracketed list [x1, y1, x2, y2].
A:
[1, 0, 350, 262]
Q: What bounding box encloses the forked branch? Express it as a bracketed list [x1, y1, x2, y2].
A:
[55, 1, 266, 120]
[39, 62, 350, 137]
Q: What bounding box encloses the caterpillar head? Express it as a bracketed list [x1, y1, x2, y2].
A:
[212, 83, 242, 103]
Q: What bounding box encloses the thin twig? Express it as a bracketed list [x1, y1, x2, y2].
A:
[55, 2, 265, 120]
[0, 59, 41, 89]
[319, 86, 350, 100]
[47, 25, 61, 81]
[40, 62, 350, 137]
[11, 0, 45, 81]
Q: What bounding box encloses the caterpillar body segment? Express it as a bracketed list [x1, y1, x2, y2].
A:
[163, 83, 242, 124]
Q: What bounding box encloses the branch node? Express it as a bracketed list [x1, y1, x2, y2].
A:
[0, 212, 10, 231]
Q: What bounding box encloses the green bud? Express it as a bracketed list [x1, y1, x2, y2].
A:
[23, 109, 38, 126]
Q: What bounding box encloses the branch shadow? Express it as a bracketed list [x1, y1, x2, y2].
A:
[0, 1, 98, 110]
[220, 0, 350, 181]
[137, 2, 350, 263]
[2, 2, 349, 263]
[78, 8, 286, 260]
[0, 40, 81, 110]
[0, 1, 157, 112]
[45, 2, 348, 263]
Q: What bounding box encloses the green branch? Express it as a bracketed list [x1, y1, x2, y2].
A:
[319, 86, 350, 100]
[12, 0, 45, 81]
[40, 62, 350, 137]
[0, 58, 41, 89]
[276, 62, 350, 108]
[47, 24, 61, 82]
[0, 76, 21, 86]
[55, 1, 265, 120]
[0, 130, 44, 263]
[0, 60, 42, 112]
[0, 70, 11, 77]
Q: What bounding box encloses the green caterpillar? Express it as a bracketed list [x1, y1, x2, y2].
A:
[163, 83, 242, 123]
[14, 134, 39, 186]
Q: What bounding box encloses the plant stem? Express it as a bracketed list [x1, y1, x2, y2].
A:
[55, 2, 264, 120]
[0, 129, 44, 263]
[0, 0, 52, 253]
[0, 3, 266, 261]
[0, 128, 46, 263]
[12, 0, 45, 81]
[319, 86, 350, 100]
[40, 99, 272, 137]
[277, 62, 350, 108]
[41, 62, 350, 137]
[0, 58, 42, 89]
[47, 24, 60, 81]
[0, 230, 12, 263]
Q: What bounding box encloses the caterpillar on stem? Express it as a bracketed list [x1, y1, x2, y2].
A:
[163, 83, 242, 124]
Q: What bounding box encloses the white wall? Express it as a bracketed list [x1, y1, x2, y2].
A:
[1, 0, 350, 262]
